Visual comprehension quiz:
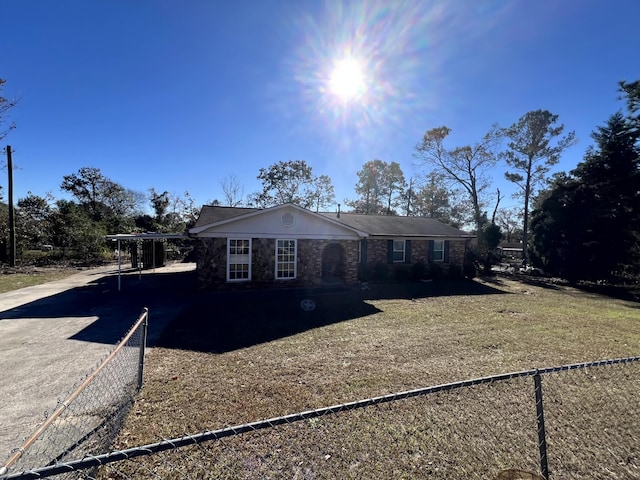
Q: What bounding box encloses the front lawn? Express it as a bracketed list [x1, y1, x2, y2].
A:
[112, 276, 640, 478]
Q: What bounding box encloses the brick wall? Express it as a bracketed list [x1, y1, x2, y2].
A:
[362, 238, 468, 279]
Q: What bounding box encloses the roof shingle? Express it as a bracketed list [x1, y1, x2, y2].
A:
[318, 212, 472, 237]
[193, 205, 472, 238]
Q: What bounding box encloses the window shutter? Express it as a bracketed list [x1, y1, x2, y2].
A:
[405, 240, 411, 263]
[387, 239, 394, 264]
[361, 239, 368, 264]
[444, 240, 450, 262]
[428, 240, 434, 262]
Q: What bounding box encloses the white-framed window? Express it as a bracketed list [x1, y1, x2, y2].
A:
[227, 238, 251, 281]
[433, 240, 445, 262]
[276, 239, 297, 280]
[393, 239, 405, 262]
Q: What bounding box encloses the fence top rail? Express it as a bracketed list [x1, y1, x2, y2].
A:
[535, 356, 640, 375]
[2, 355, 638, 480]
[0, 308, 149, 475]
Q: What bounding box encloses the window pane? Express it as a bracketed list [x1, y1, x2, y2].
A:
[229, 239, 250, 281]
[433, 240, 444, 261]
[276, 239, 296, 279]
[393, 239, 405, 262]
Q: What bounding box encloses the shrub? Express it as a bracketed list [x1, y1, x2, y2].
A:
[393, 265, 412, 283]
[429, 263, 443, 280]
[358, 263, 370, 282]
[448, 264, 463, 279]
[411, 261, 428, 281]
[464, 250, 478, 279]
[463, 260, 477, 279]
[372, 262, 390, 281]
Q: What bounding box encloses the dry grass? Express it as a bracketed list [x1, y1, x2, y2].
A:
[111, 276, 640, 478]
[0, 267, 77, 294]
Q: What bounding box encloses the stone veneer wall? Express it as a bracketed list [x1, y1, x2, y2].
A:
[297, 239, 359, 285]
[196, 237, 227, 287]
[251, 238, 276, 282]
[196, 237, 359, 289]
[196, 237, 468, 288]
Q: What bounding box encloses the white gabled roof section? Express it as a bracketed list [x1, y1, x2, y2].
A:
[189, 203, 368, 240]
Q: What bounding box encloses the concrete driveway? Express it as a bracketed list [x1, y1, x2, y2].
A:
[0, 262, 197, 464]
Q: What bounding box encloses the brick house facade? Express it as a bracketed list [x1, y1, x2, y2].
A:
[190, 204, 473, 289]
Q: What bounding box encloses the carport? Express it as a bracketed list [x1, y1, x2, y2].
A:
[105, 233, 191, 291]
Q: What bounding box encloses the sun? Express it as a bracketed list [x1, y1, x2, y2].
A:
[328, 58, 367, 101]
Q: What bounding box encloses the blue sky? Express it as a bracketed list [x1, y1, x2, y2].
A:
[1, 0, 638, 214]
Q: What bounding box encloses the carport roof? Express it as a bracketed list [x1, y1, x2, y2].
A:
[105, 233, 189, 240]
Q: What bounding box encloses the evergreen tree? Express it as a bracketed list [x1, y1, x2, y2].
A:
[501, 110, 576, 265]
[530, 112, 640, 281]
[347, 159, 406, 215]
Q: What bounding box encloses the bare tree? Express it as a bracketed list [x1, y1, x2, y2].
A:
[0, 78, 18, 141]
[220, 174, 244, 207]
[495, 206, 523, 243]
[414, 125, 500, 232]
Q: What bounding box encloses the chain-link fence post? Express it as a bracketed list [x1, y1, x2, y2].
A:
[137, 308, 149, 391]
[534, 371, 549, 479]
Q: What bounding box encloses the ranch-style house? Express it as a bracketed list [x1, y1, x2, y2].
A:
[189, 203, 474, 289]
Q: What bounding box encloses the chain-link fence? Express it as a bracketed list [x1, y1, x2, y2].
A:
[0, 308, 149, 478]
[2, 355, 638, 480]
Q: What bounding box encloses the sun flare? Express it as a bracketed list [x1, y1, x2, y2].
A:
[328, 58, 366, 101]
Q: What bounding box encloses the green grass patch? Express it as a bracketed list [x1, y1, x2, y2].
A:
[0, 269, 77, 294]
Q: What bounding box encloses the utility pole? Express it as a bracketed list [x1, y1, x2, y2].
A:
[6, 145, 15, 267]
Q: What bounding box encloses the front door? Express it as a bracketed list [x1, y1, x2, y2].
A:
[321, 243, 345, 283]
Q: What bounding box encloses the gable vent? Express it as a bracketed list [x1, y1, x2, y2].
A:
[281, 213, 295, 227]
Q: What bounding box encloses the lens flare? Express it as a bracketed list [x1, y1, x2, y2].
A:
[328, 57, 366, 101]
[271, 0, 513, 165]
[280, 0, 439, 144]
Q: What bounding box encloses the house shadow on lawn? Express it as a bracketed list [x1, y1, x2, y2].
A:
[156, 288, 382, 353]
[155, 279, 507, 354]
[360, 278, 507, 300]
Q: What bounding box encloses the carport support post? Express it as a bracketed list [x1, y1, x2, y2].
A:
[117, 238, 121, 291]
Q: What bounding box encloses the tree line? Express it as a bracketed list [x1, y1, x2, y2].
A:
[530, 81, 640, 282]
[1, 77, 639, 283]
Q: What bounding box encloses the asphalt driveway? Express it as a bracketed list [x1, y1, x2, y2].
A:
[0, 262, 197, 463]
